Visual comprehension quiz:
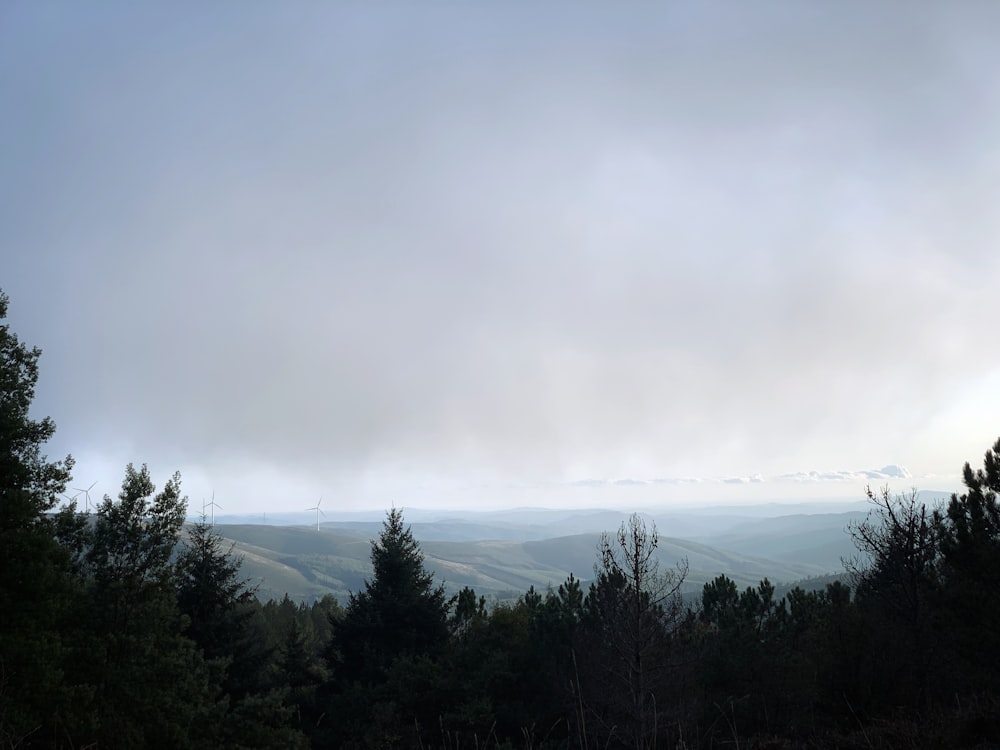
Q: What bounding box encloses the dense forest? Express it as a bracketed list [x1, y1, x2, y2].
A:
[3, 289, 1000, 749]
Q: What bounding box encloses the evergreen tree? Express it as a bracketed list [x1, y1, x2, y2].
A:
[320, 508, 450, 746]
[175, 520, 307, 748]
[75, 464, 210, 748]
[0, 290, 78, 746]
[281, 615, 328, 733]
[700, 573, 739, 628]
[937, 437, 1000, 693]
[439, 598, 537, 744]
[176, 519, 258, 677]
[450, 585, 487, 636]
[327, 507, 450, 685]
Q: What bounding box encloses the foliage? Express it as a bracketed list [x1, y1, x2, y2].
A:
[176, 518, 259, 660]
[73, 464, 211, 748]
[319, 507, 451, 746]
[175, 519, 310, 748]
[846, 485, 942, 709]
[0, 290, 77, 746]
[327, 507, 450, 683]
[577, 513, 688, 749]
[937, 438, 1000, 693]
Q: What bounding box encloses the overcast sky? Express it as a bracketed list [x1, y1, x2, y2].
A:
[4, 3, 1000, 515]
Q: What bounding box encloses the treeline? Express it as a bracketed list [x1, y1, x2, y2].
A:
[3, 289, 1000, 748]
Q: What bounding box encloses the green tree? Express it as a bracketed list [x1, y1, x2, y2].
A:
[75, 464, 210, 748]
[327, 507, 449, 685]
[784, 580, 864, 729]
[439, 598, 540, 745]
[175, 519, 258, 674]
[281, 614, 328, 735]
[175, 519, 306, 748]
[443, 582, 582, 747]
[450, 585, 487, 636]
[320, 508, 450, 746]
[695, 576, 785, 740]
[0, 290, 78, 746]
[700, 573, 739, 629]
[936, 437, 1000, 693]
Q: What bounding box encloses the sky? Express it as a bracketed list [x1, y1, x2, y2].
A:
[3, 3, 1000, 515]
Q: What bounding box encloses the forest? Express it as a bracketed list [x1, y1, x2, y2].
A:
[3, 288, 1000, 750]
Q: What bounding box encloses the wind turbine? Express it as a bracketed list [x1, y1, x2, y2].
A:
[62, 491, 80, 511]
[306, 496, 325, 531]
[204, 491, 222, 527]
[73, 481, 97, 513]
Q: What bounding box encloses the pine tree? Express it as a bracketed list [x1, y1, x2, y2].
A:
[0, 290, 77, 746]
[75, 464, 210, 748]
[175, 519, 258, 674]
[937, 437, 1000, 693]
[319, 508, 450, 746]
[328, 507, 450, 685]
[175, 520, 307, 748]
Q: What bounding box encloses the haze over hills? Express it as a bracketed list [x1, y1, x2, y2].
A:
[200, 500, 897, 602]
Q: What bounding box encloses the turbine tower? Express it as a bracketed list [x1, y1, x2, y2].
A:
[306, 496, 325, 531]
[73, 481, 97, 513]
[204, 491, 222, 527]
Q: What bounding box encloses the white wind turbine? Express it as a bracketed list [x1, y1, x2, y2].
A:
[73, 481, 97, 513]
[306, 496, 325, 531]
[204, 491, 222, 527]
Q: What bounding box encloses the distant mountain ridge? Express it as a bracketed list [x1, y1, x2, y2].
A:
[202, 504, 872, 602]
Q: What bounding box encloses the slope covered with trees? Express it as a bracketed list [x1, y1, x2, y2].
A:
[3, 286, 1000, 749]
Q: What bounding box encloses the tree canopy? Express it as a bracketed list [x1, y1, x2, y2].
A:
[327, 507, 450, 685]
[0, 290, 76, 746]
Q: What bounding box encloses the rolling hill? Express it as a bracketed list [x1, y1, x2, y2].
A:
[206, 506, 863, 602]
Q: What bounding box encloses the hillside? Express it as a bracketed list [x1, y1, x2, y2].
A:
[210, 507, 862, 602]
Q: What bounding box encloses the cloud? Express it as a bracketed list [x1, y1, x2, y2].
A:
[3, 4, 1000, 510]
[776, 466, 913, 484]
[562, 466, 914, 491]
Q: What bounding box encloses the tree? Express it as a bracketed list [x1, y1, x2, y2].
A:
[280, 614, 328, 736]
[0, 289, 77, 746]
[75, 464, 211, 748]
[700, 573, 739, 629]
[450, 585, 487, 636]
[176, 520, 308, 748]
[176, 518, 258, 671]
[845, 485, 941, 710]
[320, 508, 450, 746]
[697, 577, 792, 741]
[936, 437, 1000, 692]
[0, 291, 72, 517]
[328, 507, 450, 684]
[578, 514, 688, 749]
